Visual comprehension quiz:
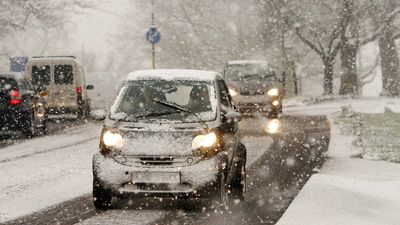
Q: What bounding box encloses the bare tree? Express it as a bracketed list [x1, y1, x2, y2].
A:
[367, 1, 400, 96]
[277, 0, 350, 95]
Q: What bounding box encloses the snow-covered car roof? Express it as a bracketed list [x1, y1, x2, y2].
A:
[0, 72, 25, 80]
[126, 69, 222, 82]
[226, 60, 269, 65]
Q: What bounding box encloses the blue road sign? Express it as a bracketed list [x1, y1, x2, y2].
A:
[146, 26, 161, 45]
[10, 57, 28, 72]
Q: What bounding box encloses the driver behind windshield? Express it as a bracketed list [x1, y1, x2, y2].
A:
[187, 85, 211, 113]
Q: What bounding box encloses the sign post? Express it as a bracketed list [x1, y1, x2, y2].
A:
[146, 25, 161, 69]
[146, 0, 161, 69]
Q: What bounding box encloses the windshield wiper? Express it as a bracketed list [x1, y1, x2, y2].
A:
[242, 74, 260, 79]
[152, 98, 191, 113]
[152, 98, 208, 129]
[132, 109, 179, 119]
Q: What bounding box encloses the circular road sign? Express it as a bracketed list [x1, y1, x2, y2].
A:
[146, 26, 161, 45]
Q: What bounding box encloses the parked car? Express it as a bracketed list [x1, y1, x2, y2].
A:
[92, 69, 247, 209]
[223, 60, 283, 118]
[0, 73, 47, 138]
[25, 56, 93, 119]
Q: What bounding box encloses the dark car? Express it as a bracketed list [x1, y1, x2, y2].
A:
[223, 60, 283, 118]
[0, 73, 47, 138]
[92, 69, 246, 209]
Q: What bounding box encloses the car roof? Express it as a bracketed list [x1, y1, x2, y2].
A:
[226, 60, 269, 65]
[28, 56, 80, 64]
[0, 72, 25, 80]
[126, 69, 222, 82]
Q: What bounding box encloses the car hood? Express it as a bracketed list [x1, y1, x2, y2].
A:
[116, 123, 205, 156]
[226, 80, 277, 95]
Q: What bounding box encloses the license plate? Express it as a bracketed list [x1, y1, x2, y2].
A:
[132, 171, 180, 184]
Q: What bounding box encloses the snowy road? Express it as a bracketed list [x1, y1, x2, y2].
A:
[0, 120, 102, 222]
[0, 115, 330, 225]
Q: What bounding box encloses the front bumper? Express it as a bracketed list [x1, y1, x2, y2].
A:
[92, 152, 224, 198]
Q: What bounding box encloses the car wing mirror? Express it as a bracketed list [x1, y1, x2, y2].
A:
[225, 110, 242, 122]
[92, 109, 107, 120]
[86, 84, 94, 90]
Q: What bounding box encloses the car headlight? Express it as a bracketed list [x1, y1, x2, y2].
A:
[267, 88, 279, 96]
[102, 130, 124, 148]
[265, 119, 280, 134]
[229, 88, 238, 97]
[191, 132, 217, 149]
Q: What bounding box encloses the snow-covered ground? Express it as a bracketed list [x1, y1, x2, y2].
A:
[0, 118, 271, 223]
[0, 123, 102, 222]
[278, 97, 400, 225]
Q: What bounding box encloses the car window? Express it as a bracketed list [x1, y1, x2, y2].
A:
[32, 65, 50, 86]
[217, 80, 232, 111]
[55, 64, 74, 85]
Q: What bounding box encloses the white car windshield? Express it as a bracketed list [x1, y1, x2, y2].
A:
[110, 80, 217, 123]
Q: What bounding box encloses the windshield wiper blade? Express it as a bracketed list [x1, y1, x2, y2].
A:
[242, 74, 259, 79]
[152, 98, 209, 129]
[133, 109, 178, 118]
[152, 98, 191, 113]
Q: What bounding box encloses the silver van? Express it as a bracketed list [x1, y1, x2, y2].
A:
[25, 56, 93, 118]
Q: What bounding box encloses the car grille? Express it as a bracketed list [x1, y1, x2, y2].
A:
[240, 90, 264, 95]
[139, 156, 174, 166]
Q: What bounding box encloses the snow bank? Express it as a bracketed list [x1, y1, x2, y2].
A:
[278, 98, 400, 225]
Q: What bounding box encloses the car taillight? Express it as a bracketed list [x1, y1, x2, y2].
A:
[9, 90, 22, 105]
[76, 86, 82, 94]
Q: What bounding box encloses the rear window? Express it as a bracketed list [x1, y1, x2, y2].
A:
[55, 64, 73, 85]
[32, 65, 51, 86]
[0, 77, 17, 92]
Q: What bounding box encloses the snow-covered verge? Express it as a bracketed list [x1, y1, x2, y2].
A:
[360, 113, 400, 163]
[0, 123, 102, 222]
[278, 97, 400, 225]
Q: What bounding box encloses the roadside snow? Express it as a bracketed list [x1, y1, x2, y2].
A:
[0, 123, 102, 222]
[277, 97, 400, 225]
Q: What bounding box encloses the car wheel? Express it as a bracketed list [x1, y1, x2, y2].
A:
[230, 162, 246, 201]
[77, 103, 89, 120]
[93, 179, 112, 209]
[21, 112, 35, 138]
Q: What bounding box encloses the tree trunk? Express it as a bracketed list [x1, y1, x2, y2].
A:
[339, 38, 359, 95]
[323, 59, 334, 95]
[379, 24, 400, 97]
[339, 0, 359, 96]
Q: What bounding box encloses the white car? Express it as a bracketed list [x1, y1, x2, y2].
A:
[92, 69, 247, 209]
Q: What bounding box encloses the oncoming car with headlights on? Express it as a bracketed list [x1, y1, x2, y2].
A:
[223, 60, 283, 118]
[92, 69, 247, 209]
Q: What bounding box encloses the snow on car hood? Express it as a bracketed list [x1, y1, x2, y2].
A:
[119, 129, 198, 156]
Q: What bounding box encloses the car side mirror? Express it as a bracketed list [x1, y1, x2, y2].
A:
[86, 84, 94, 90]
[91, 109, 107, 120]
[225, 110, 242, 122]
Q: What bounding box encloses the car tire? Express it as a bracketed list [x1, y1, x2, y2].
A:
[230, 161, 246, 201]
[77, 102, 90, 120]
[21, 112, 35, 138]
[93, 179, 112, 209]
